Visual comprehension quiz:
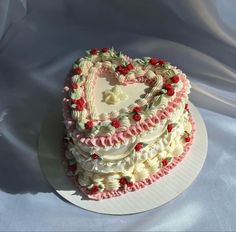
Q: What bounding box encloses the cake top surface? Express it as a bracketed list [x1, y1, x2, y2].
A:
[63, 47, 190, 146]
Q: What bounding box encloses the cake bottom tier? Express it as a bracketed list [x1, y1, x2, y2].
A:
[63, 115, 195, 200]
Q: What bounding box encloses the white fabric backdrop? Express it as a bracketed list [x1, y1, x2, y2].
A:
[0, 0, 236, 231]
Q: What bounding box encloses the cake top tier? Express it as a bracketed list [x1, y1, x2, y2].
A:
[63, 48, 190, 144]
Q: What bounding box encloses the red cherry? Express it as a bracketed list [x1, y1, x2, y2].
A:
[163, 83, 172, 90]
[149, 57, 158, 65]
[119, 177, 128, 185]
[74, 67, 82, 75]
[71, 82, 78, 90]
[68, 164, 77, 174]
[185, 104, 189, 112]
[167, 88, 175, 96]
[90, 48, 98, 55]
[92, 153, 99, 160]
[75, 97, 85, 111]
[102, 47, 109, 53]
[77, 97, 85, 105]
[158, 60, 166, 65]
[127, 182, 134, 187]
[120, 67, 128, 75]
[76, 104, 83, 111]
[91, 185, 99, 194]
[85, 121, 93, 129]
[133, 114, 141, 121]
[167, 123, 173, 133]
[111, 119, 121, 128]
[116, 65, 123, 72]
[162, 159, 168, 166]
[126, 63, 134, 70]
[185, 137, 191, 142]
[171, 75, 180, 83]
[132, 106, 142, 113]
[134, 142, 143, 152]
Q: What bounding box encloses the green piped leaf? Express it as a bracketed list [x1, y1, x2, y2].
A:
[166, 157, 172, 162]
[125, 176, 131, 181]
[153, 95, 163, 107]
[143, 57, 151, 62]
[164, 69, 175, 77]
[163, 62, 171, 69]
[134, 58, 146, 65]
[142, 143, 148, 147]
[73, 63, 78, 69]
[122, 61, 128, 66]
[78, 122, 85, 130]
[161, 89, 167, 94]
[71, 92, 80, 99]
[71, 104, 76, 109]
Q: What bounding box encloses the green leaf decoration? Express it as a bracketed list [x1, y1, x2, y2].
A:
[134, 58, 146, 65]
[125, 176, 131, 181]
[79, 76, 84, 82]
[142, 143, 148, 147]
[163, 69, 175, 77]
[122, 61, 128, 66]
[166, 157, 172, 162]
[73, 63, 78, 69]
[71, 93, 77, 99]
[71, 104, 76, 109]
[143, 105, 148, 111]
[78, 122, 85, 130]
[161, 89, 167, 94]
[143, 57, 151, 62]
[163, 62, 170, 69]
[153, 95, 163, 107]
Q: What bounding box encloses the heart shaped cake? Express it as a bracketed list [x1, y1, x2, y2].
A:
[62, 47, 195, 200]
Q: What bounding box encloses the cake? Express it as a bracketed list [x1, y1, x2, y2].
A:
[62, 47, 195, 200]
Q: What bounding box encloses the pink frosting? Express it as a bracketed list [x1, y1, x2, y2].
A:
[62, 68, 190, 149]
[64, 115, 196, 201]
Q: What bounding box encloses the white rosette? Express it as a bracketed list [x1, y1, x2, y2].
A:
[79, 60, 93, 76]
[119, 116, 130, 131]
[105, 174, 121, 190]
[133, 163, 149, 181]
[145, 157, 160, 174]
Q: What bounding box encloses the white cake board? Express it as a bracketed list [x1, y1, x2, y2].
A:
[38, 102, 208, 215]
